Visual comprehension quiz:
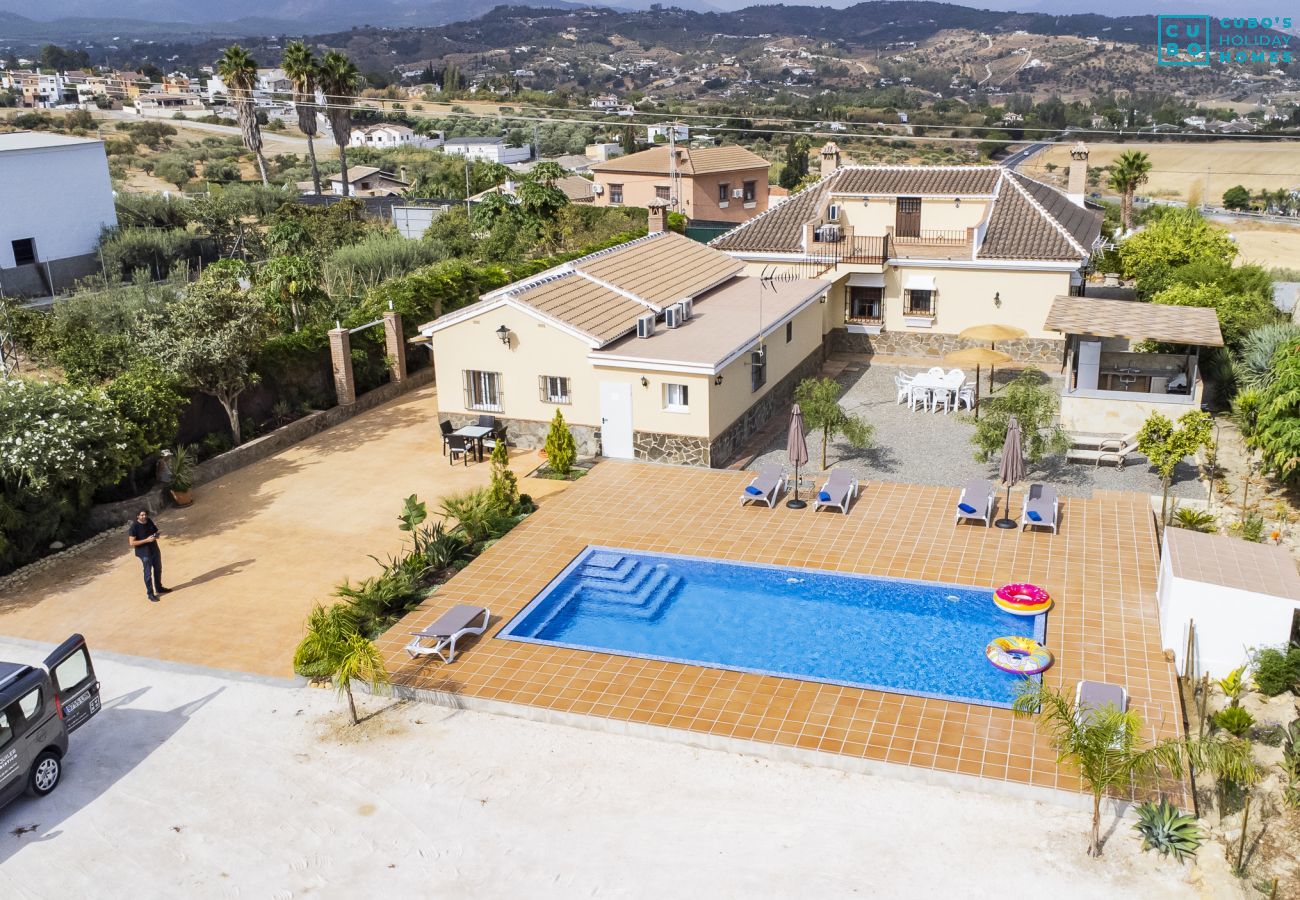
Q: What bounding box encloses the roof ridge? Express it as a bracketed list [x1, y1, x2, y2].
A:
[999, 170, 1088, 258]
[708, 171, 839, 250]
[835, 164, 1001, 172]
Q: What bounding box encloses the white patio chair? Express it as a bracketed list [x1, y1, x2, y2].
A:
[931, 387, 952, 414]
[957, 385, 976, 411]
[945, 368, 965, 381]
[908, 383, 930, 411]
[894, 372, 914, 405]
[926, 366, 945, 378]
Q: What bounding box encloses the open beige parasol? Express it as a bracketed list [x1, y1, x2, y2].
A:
[944, 346, 1012, 419]
[959, 323, 1027, 395]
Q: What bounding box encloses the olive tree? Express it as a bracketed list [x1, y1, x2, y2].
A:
[1136, 410, 1213, 525]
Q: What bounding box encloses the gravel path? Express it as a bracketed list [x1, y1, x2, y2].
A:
[752, 361, 1204, 501]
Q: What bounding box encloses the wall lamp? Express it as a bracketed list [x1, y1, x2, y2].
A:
[954, 197, 961, 208]
[861, 197, 869, 206]
[994, 291, 1001, 308]
[496, 325, 511, 346]
[640, 376, 649, 387]
[714, 375, 724, 386]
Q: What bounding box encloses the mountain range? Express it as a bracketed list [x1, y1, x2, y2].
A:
[0, 0, 1255, 43]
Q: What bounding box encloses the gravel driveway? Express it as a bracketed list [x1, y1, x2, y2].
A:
[751, 361, 1203, 500]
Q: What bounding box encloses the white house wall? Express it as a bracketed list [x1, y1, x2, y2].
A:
[0, 141, 117, 269]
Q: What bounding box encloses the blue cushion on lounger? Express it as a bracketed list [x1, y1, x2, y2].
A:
[818, 491, 832, 502]
[1027, 509, 1043, 522]
[958, 502, 977, 514]
[745, 485, 763, 496]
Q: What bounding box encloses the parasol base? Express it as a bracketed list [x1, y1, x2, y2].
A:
[786, 499, 808, 509]
[994, 518, 1017, 529]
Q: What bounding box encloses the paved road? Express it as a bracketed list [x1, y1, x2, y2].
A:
[1001, 142, 1048, 169]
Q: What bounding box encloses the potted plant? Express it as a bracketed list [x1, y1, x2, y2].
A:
[169, 445, 195, 507]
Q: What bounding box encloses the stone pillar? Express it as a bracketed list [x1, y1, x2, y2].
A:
[328, 327, 356, 406]
[1068, 141, 1089, 206]
[382, 310, 406, 383]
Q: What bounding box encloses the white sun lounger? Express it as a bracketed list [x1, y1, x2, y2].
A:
[740, 465, 785, 508]
[405, 605, 490, 663]
[814, 470, 858, 514]
[954, 479, 993, 527]
[1021, 484, 1059, 534]
[1075, 680, 1129, 729]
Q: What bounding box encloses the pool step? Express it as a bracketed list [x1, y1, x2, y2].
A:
[556, 557, 683, 622]
[577, 554, 640, 583]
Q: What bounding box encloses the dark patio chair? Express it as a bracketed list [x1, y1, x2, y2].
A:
[482, 423, 508, 454]
[439, 419, 454, 456]
[446, 434, 471, 466]
[477, 414, 497, 430]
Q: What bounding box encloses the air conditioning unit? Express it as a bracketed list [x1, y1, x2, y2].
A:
[750, 348, 765, 366]
[679, 298, 693, 320]
[814, 225, 842, 243]
[665, 303, 684, 328]
[591, 183, 604, 194]
[732, 188, 744, 199]
[636, 312, 656, 338]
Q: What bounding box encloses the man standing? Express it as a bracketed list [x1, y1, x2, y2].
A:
[127, 510, 172, 603]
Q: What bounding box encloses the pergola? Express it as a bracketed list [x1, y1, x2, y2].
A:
[1045, 296, 1224, 348]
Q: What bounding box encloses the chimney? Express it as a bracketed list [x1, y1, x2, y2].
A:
[820, 141, 841, 177]
[1067, 141, 1089, 207]
[647, 197, 669, 235]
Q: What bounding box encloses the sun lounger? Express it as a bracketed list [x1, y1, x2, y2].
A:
[814, 470, 858, 514]
[954, 479, 993, 526]
[1021, 484, 1059, 534]
[1075, 680, 1128, 728]
[405, 605, 490, 663]
[1067, 439, 1138, 469]
[740, 465, 785, 508]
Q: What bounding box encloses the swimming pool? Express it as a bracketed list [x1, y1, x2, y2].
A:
[498, 547, 1049, 709]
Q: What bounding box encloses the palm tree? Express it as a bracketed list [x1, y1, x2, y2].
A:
[316, 51, 361, 197]
[293, 603, 388, 725]
[282, 40, 321, 195]
[1108, 149, 1151, 233]
[1014, 682, 1256, 858]
[217, 44, 268, 186]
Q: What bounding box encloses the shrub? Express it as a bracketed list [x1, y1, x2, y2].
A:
[439, 487, 517, 546]
[1230, 513, 1265, 543]
[99, 226, 203, 281]
[1212, 706, 1255, 737]
[1217, 665, 1246, 707]
[1252, 646, 1300, 696]
[1171, 506, 1217, 533]
[1132, 799, 1204, 863]
[489, 439, 519, 513]
[115, 192, 193, 229]
[104, 359, 186, 463]
[544, 408, 576, 477]
[321, 232, 447, 299]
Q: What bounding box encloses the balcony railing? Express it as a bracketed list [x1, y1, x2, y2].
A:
[893, 228, 969, 245]
[842, 235, 889, 265]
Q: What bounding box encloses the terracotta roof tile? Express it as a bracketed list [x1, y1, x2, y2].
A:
[1044, 296, 1224, 346]
[590, 144, 769, 176]
[832, 166, 1001, 195]
[1164, 527, 1300, 599]
[711, 176, 835, 253]
[577, 231, 742, 307]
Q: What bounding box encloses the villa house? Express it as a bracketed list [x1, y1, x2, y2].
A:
[327, 166, 410, 197]
[710, 142, 1104, 362]
[349, 124, 444, 150]
[419, 209, 829, 466]
[589, 145, 772, 226]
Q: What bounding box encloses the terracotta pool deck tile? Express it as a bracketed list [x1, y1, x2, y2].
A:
[385, 461, 1185, 803]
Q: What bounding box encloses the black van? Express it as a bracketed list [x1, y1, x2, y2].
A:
[0, 635, 101, 809]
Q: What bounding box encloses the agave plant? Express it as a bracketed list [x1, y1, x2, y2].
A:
[1235, 322, 1300, 392]
[1171, 506, 1217, 534]
[1216, 665, 1246, 707]
[1212, 705, 1255, 737]
[1133, 799, 1204, 863]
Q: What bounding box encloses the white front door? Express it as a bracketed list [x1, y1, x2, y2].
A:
[599, 381, 634, 459]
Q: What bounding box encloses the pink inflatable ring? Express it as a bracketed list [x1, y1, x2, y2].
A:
[995, 583, 1051, 607]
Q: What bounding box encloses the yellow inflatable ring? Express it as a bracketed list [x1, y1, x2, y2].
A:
[985, 636, 1053, 675]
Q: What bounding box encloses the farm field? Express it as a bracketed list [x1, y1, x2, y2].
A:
[1220, 219, 1300, 270]
[1021, 141, 1300, 205]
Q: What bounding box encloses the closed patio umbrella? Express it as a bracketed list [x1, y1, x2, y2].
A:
[960, 323, 1027, 394]
[943, 346, 1011, 420]
[995, 414, 1025, 529]
[786, 404, 809, 509]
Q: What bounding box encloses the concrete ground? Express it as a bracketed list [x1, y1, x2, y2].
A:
[750, 358, 1204, 500]
[0, 638, 1239, 900]
[0, 384, 569, 678]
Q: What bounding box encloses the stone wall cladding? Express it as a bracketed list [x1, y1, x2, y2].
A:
[829, 329, 1063, 364]
[443, 412, 600, 458]
[709, 344, 826, 468]
[88, 367, 435, 531]
[634, 432, 710, 466]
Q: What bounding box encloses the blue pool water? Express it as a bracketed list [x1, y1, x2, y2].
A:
[498, 547, 1048, 708]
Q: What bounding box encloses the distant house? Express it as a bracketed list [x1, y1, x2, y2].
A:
[441, 136, 531, 164]
[349, 124, 443, 150]
[646, 123, 689, 143]
[589, 94, 621, 110]
[327, 166, 410, 197]
[134, 92, 205, 117]
[471, 174, 596, 205]
[589, 144, 772, 225]
[0, 132, 117, 295]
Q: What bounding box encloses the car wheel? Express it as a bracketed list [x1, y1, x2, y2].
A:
[26, 751, 61, 797]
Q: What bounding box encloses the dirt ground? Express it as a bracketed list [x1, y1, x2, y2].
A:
[1021, 142, 1300, 205]
[1221, 221, 1300, 271]
[0, 638, 1243, 899]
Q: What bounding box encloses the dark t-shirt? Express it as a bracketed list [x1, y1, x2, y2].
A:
[127, 519, 159, 558]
